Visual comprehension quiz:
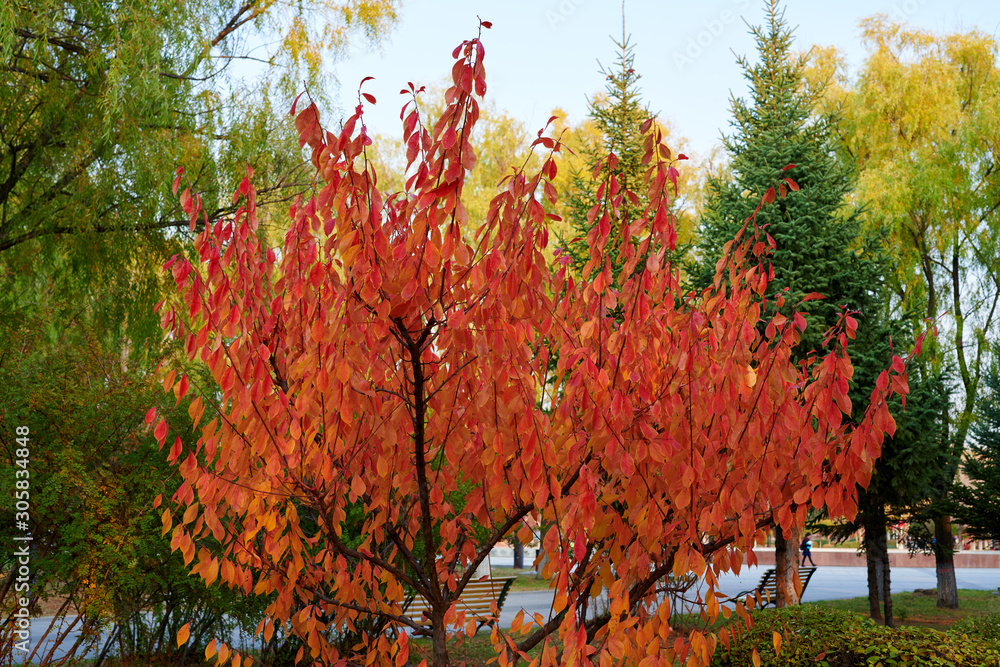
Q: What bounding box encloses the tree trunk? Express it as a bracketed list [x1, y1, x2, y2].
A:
[863, 508, 884, 624]
[513, 534, 524, 569]
[432, 608, 450, 666]
[862, 501, 894, 625]
[882, 534, 894, 627]
[774, 524, 800, 607]
[934, 514, 959, 608]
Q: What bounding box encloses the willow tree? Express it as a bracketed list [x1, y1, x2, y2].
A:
[0, 0, 398, 343]
[813, 17, 1000, 609]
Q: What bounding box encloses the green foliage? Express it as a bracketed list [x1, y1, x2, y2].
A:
[0, 316, 269, 663]
[711, 605, 1000, 666]
[0, 0, 398, 346]
[691, 1, 879, 360]
[825, 359, 952, 543]
[816, 17, 1000, 453]
[953, 612, 1000, 643]
[953, 363, 1000, 542]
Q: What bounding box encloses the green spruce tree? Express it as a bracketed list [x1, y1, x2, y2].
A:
[954, 364, 1000, 543]
[694, 2, 950, 623]
[558, 35, 684, 290]
[692, 2, 873, 358]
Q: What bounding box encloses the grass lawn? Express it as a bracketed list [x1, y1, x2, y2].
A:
[809, 588, 1000, 630]
[490, 567, 553, 592]
[408, 629, 559, 666]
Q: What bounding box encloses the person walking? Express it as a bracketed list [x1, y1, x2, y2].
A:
[800, 533, 816, 566]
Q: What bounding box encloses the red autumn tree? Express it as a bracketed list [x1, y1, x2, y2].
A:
[151, 23, 913, 667]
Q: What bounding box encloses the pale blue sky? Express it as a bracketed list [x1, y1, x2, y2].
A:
[331, 0, 1000, 161]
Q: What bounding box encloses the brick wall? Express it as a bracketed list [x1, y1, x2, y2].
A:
[746, 548, 1000, 568]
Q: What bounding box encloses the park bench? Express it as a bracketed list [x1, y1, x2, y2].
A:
[726, 567, 817, 608]
[400, 576, 517, 635]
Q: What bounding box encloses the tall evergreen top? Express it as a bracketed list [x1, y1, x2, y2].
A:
[693, 0, 877, 360]
[558, 35, 668, 290]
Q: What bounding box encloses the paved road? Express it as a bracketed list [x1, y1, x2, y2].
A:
[491, 561, 1000, 626]
[16, 565, 1000, 663]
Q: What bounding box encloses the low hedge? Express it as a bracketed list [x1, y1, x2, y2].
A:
[952, 612, 1000, 644]
[710, 606, 1000, 666]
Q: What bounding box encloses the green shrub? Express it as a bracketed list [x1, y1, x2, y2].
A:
[710, 605, 1000, 666]
[951, 611, 1000, 644]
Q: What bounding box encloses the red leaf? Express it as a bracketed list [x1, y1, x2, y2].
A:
[360, 76, 375, 85]
[781, 164, 796, 172]
[667, 165, 679, 192]
[172, 168, 184, 196]
[290, 92, 305, 117]
[154, 419, 167, 443]
[362, 93, 377, 104]
[763, 187, 776, 204]
[845, 315, 858, 339]
[785, 177, 800, 191]
[154, 36, 912, 667]
[677, 153, 689, 160]
[481, 20, 493, 28]
[891, 355, 906, 374]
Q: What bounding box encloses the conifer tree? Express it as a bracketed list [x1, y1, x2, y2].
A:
[954, 365, 1000, 543]
[693, 2, 942, 619]
[692, 2, 874, 358]
[559, 35, 686, 290]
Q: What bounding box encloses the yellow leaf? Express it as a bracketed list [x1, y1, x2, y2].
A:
[177, 623, 190, 647]
[205, 639, 217, 659]
[465, 620, 476, 637]
[752, 648, 761, 667]
[773, 630, 782, 655]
